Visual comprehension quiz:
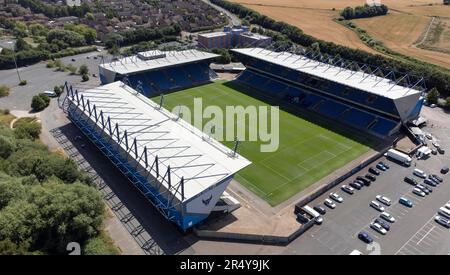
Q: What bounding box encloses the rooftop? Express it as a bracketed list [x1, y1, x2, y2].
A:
[73, 81, 251, 201]
[99, 49, 219, 76]
[232, 48, 422, 100]
[199, 31, 230, 38]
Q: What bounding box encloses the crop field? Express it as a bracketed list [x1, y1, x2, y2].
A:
[229, 0, 450, 67]
[152, 81, 373, 206]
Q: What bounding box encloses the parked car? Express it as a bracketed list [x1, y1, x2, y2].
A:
[43, 90, 57, 97]
[431, 148, 438, 155]
[428, 175, 440, 185]
[413, 168, 427, 179]
[432, 142, 440, 149]
[71, 58, 76, 62]
[350, 181, 362, 190]
[416, 184, 431, 195]
[324, 198, 336, 209]
[431, 174, 443, 183]
[399, 197, 413, 208]
[357, 176, 370, 186]
[341, 185, 355, 195]
[374, 218, 390, 231]
[412, 188, 426, 197]
[445, 203, 450, 211]
[424, 178, 437, 187]
[434, 215, 450, 228]
[365, 173, 376, 182]
[404, 176, 418, 186]
[376, 195, 391, 206]
[376, 163, 387, 171]
[380, 212, 395, 223]
[437, 147, 445, 154]
[329, 192, 344, 203]
[313, 205, 327, 215]
[369, 167, 381, 175]
[358, 231, 373, 244]
[379, 162, 390, 169]
[441, 166, 449, 174]
[425, 133, 432, 140]
[370, 201, 385, 212]
[370, 222, 387, 235]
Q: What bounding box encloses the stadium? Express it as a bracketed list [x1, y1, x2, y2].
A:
[62, 45, 425, 232]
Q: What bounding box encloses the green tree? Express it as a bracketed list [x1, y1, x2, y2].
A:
[78, 64, 89, 75]
[31, 94, 50, 112]
[0, 85, 10, 98]
[445, 96, 450, 109]
[14, 121, 42, 140]
[0, 177, 27, 209]
[0, 239, 30, 255]
[82, 74, 89, 82]
[0, 135, 16, 159]
[83, 235, 119, 255]
[15, 38, 32, 52]
[426, 88, 440, 105]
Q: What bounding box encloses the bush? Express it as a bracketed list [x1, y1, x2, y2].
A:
[82, 74, 89, 82]
[426, 88, 440, 105]
[78, 64, 89, 75]
[46, 61, 55, 68]
[18, 80, 27, 86]
[66, 64, 77, 75]
[31, 94, 50, 112]
[14, 120, 41, 140]
[53, 85, 64, 96]
[0, 85, 10, 98]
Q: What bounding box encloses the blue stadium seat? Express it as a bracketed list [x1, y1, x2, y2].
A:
[370, 118, 398, 136]
[343, 109, 376, 129]
[317, 100, 348, 117]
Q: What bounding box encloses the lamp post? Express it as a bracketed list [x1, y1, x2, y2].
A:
[6, 40, 22, 83]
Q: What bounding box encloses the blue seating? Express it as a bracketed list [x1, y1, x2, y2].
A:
[344, 109, 375, 129]
[370, 118, 398, 136]
[317, 100, 348, 117]
[166, 67, 192, 88]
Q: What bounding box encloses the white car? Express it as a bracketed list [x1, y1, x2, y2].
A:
[380, 212, 395, 223]
[445, 204, 450, 211]
[370, 201, 385, 212]
[425, 133, 433, 140]
[370, 222, 387, 235]
[324, 198, 336, 209]
[432, 142, 440, 149]
[413, 169, 427, 179]
[376, 195, 391, 206]
[412, 188, 426, 197]
[43, 90, 57, 97]
[435, 215, 450, 228]
[329, 192, 344, 203]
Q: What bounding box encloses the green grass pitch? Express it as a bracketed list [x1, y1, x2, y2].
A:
[152, 80, 374, 206]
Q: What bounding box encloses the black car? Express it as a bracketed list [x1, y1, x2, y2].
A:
[374, 218, 391, 231]
[350, 181, 362, 190]
[428, 175, 440, 185]
[365, 173, 376, 182]
[431, 174, 443, 183]
[369, 167, 381, 176]
[313, 205, 326, 215]
[437, 147, 445, 154]
[357, 176, 370, 185]
[424, 178, 437, 187]
[432, 148, 438, 155]
[441, 166, 449, 174]
[404, 176, 418, 186]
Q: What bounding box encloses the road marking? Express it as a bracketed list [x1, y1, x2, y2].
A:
[395, 215, 436, 255]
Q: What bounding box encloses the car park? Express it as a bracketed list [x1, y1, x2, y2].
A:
[413, 169, 427, 179]
[404, 176, 418, 186]
[313, 205, 327, 215]
[374, 218, 390, 231]
[365, 173, 376, 182]
[370, 201, 385, 212]
[341, 185, 354, 195]
[380, 212, 395, 223]
[350, 181, 362, 190]
[376, 163, 387, 171]
[369, 167, 381, 175]
[370, 222, 387, 235]
[324, 199, 336, 209]
[376, 195, 391, 206]
[424, 178, 437, 187]
[434, 215, 450, 228]
[358, 231, 373, 244]
[329, 192, 344, 203]
[399, 197, 413, 208]
[441, 166, 449, 174]
[412, 188, 426, 197]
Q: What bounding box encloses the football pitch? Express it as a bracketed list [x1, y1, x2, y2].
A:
[152, 80, 374, 206]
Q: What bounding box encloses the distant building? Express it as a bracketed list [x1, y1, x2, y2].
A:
[66, 0, 81, 7]
[198, 26, 272, 49]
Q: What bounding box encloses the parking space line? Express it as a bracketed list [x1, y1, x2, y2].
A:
[395, 215, 436, 255]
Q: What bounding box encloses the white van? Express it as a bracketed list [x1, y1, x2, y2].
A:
[43, 90, 57, 97]
[303, 205, 323, 225]
[438, 207, 450, 219]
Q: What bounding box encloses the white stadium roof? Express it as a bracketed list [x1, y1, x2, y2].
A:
[232, 48, 421, 100]
[99, 49, 219, 76]
[74, 81, 251, 201]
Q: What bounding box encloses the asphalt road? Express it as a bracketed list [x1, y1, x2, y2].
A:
[0, 49, 107, 111]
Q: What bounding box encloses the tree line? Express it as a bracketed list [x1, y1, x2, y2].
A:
[210, 0, 450, 97]
[0, 120, 117, 254]
[341, 4, 389, 20]
[18, 0, 92, 19]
